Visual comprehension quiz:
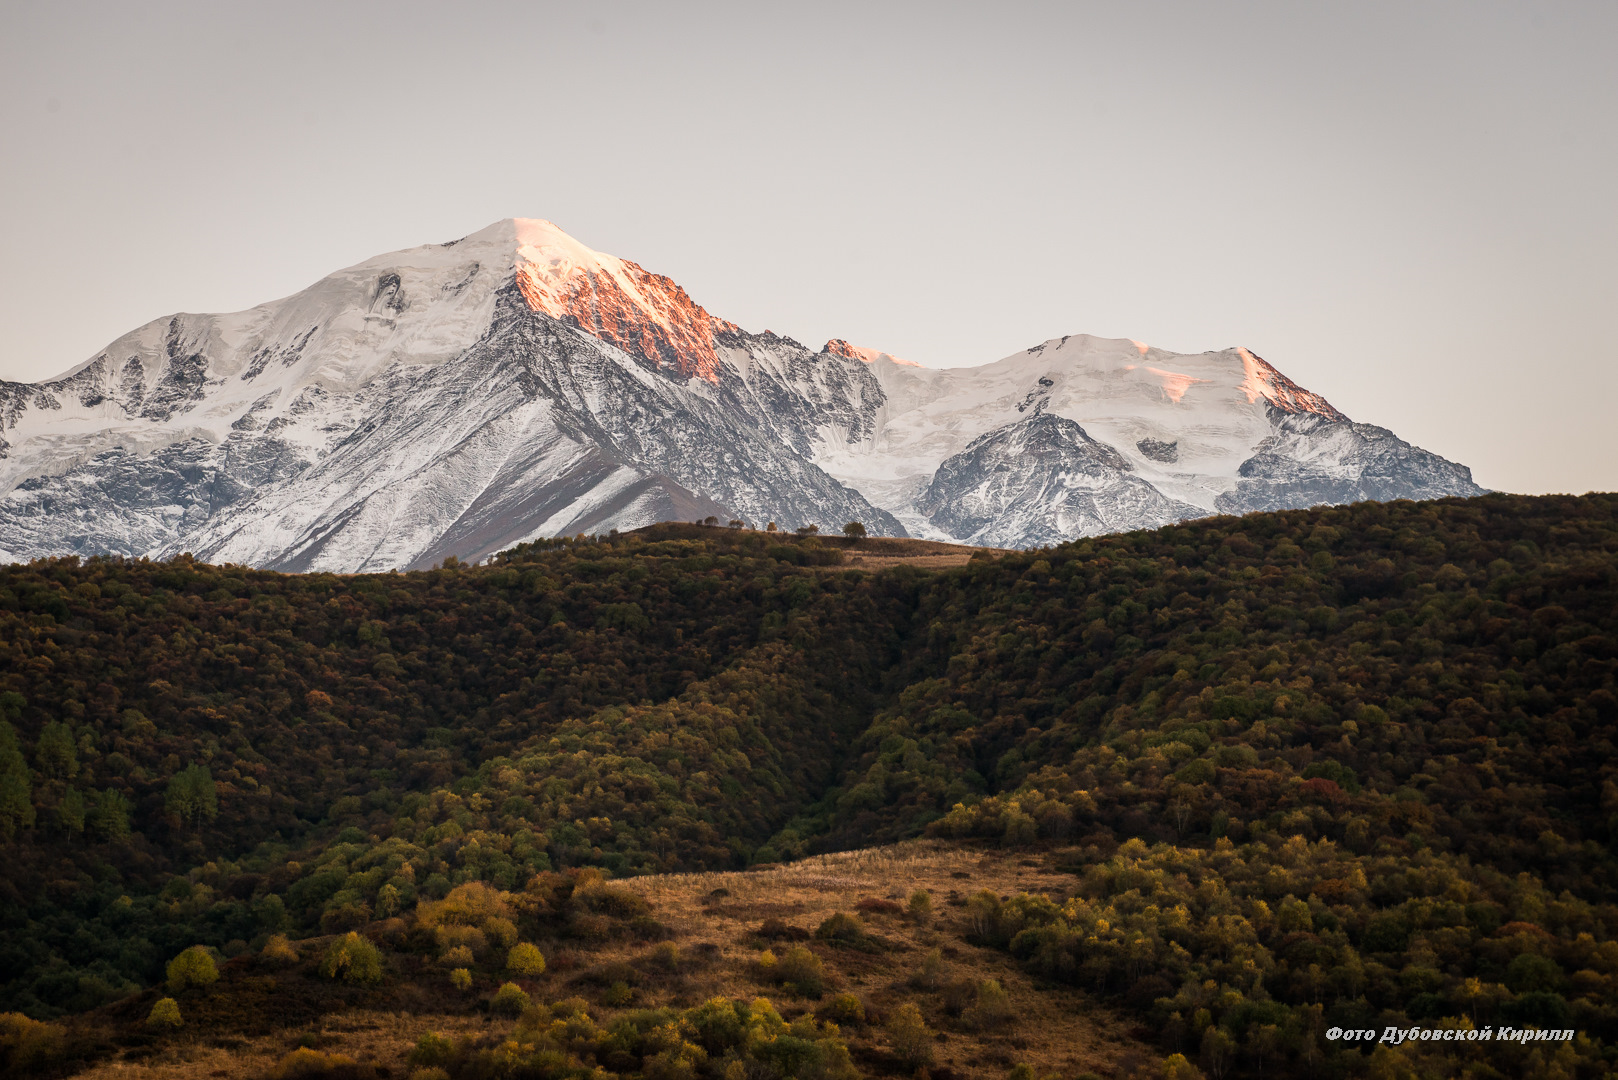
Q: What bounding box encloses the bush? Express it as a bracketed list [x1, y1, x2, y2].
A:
[146, 997, 183, 1028]
[941, 978, 976, 1017]
[409, 1031, 455, 1070]
[817, 992, 865, 1026]
[684, 997, 746, 1054]
[855, 897, 901, 914]
[886, 1002, 932, 1068]
[416, 882, 513, 930]
[964, 979, 1014, 1030]
[272, 1046, 371, 1079]
[319, 932, 383, 984]
[261, 934, 299, 965]
[435, 924, 489, 958]
[483, 917, 518, 950]
[440, 945, 474, 968]
[0, 1012, 67, 1072]
[907, 890, 933, 922]
[550, 996, 589, 1018]
[507, 942, 546, 976]
[603, 981, 634, 1006]
[166, 946, 219, 992]
[910, 948, 946, 990]
[574, 882, 651, 919]
[758, 918, 810, 941]
[814, 912, 864, 944]
[775, 945, 826, 997]
[490, 982, 531, 1017]
[450, 968, 472, 992]
[1160, 1057, 1200, 1080]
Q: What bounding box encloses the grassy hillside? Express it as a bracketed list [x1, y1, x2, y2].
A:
[2, 494, 1617, 1079]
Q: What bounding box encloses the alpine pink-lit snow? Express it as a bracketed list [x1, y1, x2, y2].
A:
[0, 220, 1482, 569]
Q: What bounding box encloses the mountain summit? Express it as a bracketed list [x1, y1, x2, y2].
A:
[0, 220, 1482, 569]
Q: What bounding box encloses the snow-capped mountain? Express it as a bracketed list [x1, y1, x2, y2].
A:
[916, 413, 1205, 549]
[0, 219, 1483, 569]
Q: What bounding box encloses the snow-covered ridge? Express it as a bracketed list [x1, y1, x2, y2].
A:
[0, 219, 1484, 569]
[824, 339, 924, 369]
[1236, 347, 1346, 421]
[511, 219, 736, 384]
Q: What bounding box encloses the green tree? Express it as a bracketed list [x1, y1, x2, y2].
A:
[146, 997, 182, 1028]
[490, 982, 531, 1016]
[55, 787, 86, 834]
[1505, 952, 1562, 993]
[506, 942, 546, 976]
[0, 722, 34, 839]
[1162, 1054, 1203, 1080]
[319, 931, 383, 984]
[965, 979, 1014, 1030]
[166, 946, 220, 992]
[375, 883, 401, 917]
[35, 721, 76, 779]
[1199, 1027, 1235, 1080]
[88, 788, 131, 840]
[164, 764, 218, 827]
[886, 1002, 933, 1068]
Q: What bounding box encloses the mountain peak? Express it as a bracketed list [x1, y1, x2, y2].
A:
[1236, 347, 1347, 422]
[0, 220, 1481, 570]
[503, 218, 735, 383]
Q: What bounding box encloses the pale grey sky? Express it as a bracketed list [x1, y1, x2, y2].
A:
[2, 1, 1613, 495]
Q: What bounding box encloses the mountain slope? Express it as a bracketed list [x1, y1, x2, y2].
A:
[916, 413, 1204, 547]
[2, 494, 1617, 1080]
[0, 221, 1483, 568]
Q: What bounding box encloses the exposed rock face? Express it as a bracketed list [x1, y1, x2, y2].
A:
[918, 414, 1204, 548]
[0, 219, 1485, 568]
[1137, 438, 1179, 463]
[1214, 410, 1487, 515]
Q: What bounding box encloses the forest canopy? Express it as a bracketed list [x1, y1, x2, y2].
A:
[1, 493, 1616, 1079]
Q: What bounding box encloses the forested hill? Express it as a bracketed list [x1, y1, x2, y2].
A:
[2, 493, 1617, 1079]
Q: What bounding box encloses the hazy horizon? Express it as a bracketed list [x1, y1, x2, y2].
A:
[2, 1, 1614, 496]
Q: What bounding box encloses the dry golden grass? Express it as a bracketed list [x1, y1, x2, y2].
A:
[842, 552, 981, 571]
[68, 1010, 493, 1080]
[616, 840, 1155, 1079]
[64, 841, 1155, 1079]
[833, 536, 1010, 571]
[621, 522, 1010, 571]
